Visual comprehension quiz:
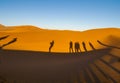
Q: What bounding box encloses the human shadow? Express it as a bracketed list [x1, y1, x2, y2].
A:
[49, 40, 54, 52]
[89, 42, 96, 50]
[97, 40, 120, 63]
[74, 42, 81, 53]
[1, 38, 17, 49]
[0, 35, 9, 41]
[0, 35, 17, 49]
[69, 41, 73, 53]
[97, 40, 120, 49]
[82, 42, 87, 52]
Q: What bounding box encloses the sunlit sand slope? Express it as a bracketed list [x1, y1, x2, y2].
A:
[0, 24, 120, 52]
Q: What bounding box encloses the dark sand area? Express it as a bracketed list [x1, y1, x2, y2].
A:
[0, 48, 120, 83]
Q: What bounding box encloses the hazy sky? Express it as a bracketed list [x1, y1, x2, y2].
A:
[0, 0, 120, 31]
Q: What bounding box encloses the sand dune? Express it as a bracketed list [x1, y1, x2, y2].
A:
[0, 24, 120, 83]
[0, 24, 120, 52]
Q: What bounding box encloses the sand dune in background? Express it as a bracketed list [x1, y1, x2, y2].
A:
[0, 24, 120, 52]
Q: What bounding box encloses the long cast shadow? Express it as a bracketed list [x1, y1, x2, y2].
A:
[97, 40, 120, 49]
[0, 35, 9, 41]
[1, 38, 17, 49]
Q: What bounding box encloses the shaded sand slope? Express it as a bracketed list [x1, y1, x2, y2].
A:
[0, 24, 120, 52]
[0, 48, 120, 83]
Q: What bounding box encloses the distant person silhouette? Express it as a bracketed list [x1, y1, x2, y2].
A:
[69, 41, 73, 53]
[82, 42, 87, 52]
[49, 40, 54, 52]
[75, 42, 81, 53]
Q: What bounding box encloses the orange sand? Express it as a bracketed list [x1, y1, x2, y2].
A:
[0, 24, 120, 52]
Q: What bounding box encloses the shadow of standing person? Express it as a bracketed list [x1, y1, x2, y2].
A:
[49, 40, 54, 52]
[69, 41, 73, 53]
[82, 42, 87, 52]
[89, 42, 96, 50]
[75, 42, 81, 53]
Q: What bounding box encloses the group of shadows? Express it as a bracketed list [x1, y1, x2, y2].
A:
[69, 41, 95, 53]
[48, 40, 120, 83]
[0, 35, 120, 53]
[0, 35, 120, 83]
[49, 40, 96, 53]
[49, 40, 120, 53]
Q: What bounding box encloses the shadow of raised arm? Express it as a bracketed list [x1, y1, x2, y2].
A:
[97, 40, 120, 49]
[0, 35, 9, 41]
[1, 38, 17, 49]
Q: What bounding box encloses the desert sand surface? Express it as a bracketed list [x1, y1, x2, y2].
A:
[0, 48, 119, 83]
[0, 48, 120, 83]
[0, 24, 120, 83]
[0, 24, 120, 52]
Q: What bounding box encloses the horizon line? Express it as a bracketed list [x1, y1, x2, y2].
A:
[0, 23, 120, 32]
